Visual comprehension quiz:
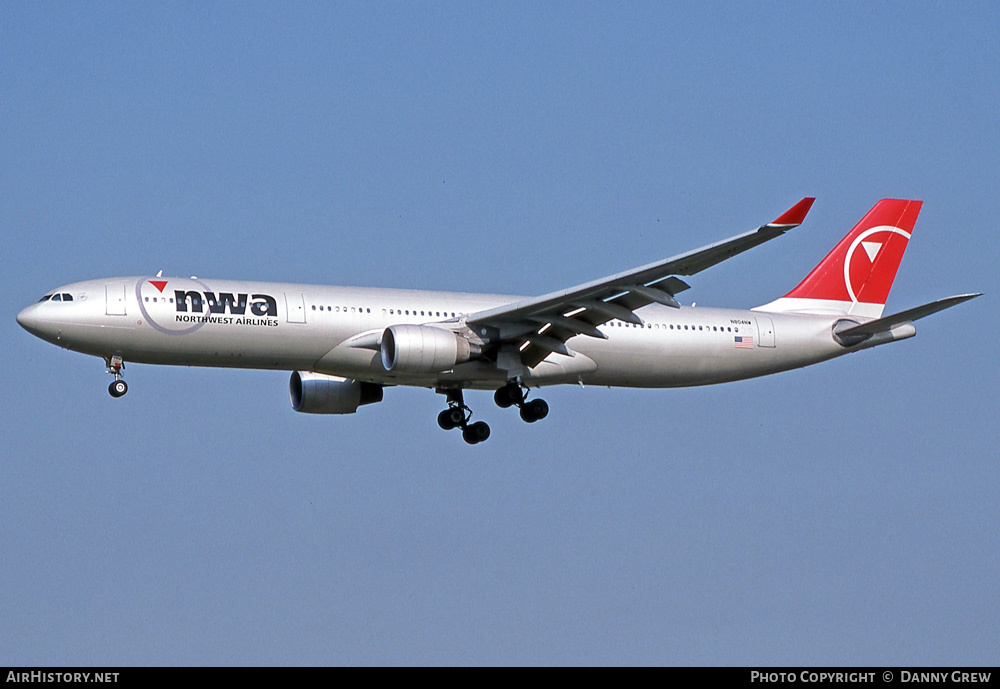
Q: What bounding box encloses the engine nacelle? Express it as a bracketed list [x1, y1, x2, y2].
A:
[380, 324, 480, 373]
[289, 371, 383, 414]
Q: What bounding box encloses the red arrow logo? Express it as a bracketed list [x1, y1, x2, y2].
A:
[149, 280, 168, 293]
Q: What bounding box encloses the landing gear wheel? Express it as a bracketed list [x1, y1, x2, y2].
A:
[462, 421, 491, 444]
[494, 383, 524, 409]
[105, 356, 127, 398]
[448, 407, 466, 427]
[438, 409, 454, 430]
[438, 408, 465, 430]
[109, 380, 128, 398]
[519, 398, 548, 423]
[437, 388, 491, 444]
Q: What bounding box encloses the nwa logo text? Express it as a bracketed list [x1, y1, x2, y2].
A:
[174, 290, 276, 316]
[173, 290, 279, 326]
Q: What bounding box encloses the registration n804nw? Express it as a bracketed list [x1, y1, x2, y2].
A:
[17, 198, 979, 444]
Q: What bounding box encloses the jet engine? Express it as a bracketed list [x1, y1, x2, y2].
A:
[289, 371, 383, 414]
[380, 324, 481, 374]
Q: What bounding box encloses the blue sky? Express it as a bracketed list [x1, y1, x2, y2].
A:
[2, 2, 997, 665]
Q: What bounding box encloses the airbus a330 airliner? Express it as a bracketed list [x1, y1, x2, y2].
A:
[18, 198, 979, 444]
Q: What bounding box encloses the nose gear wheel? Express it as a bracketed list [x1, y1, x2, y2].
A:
[105, 356, 128, 398]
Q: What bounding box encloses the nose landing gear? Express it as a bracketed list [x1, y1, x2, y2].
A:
[494, 381, 548, 423]
[105, 356, 128, 398]
[436, 388, 490, 444]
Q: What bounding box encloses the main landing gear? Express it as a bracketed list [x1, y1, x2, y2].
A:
[494, 381, 548, 423]
[436, 382, 549, 444]
[105, 355, 128, 398]
[437, 389, 491, 445]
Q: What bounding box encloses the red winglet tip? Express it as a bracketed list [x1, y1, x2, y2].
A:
[771, 197, 816, 226]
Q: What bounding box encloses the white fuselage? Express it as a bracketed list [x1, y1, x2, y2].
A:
[17, 276, 860, 391]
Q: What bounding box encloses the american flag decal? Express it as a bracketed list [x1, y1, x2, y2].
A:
[734, 335, 754, 349]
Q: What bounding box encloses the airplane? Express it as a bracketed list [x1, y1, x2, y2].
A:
[17, 198, 979, 444]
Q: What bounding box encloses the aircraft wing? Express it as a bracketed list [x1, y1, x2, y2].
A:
[466, 197, 816, 368]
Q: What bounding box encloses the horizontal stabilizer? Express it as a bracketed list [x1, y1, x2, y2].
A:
[835, 293, 981, 342]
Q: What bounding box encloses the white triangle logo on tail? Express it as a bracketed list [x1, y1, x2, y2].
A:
[861, 241, 882, 262]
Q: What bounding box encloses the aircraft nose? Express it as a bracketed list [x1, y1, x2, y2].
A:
[17, 303, 47, 337]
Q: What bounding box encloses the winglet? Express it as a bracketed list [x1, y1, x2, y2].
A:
[770, 197, 816, 227]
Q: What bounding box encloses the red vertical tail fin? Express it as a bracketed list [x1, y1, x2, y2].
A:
[755, 199, 922, 318]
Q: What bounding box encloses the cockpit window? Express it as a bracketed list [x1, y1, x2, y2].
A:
[37, 293, 74, 303]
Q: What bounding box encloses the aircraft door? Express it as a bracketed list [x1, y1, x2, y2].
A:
[106, 283, 127, 316]
[755, 315, 775, 347]
[285, 292, 306, 323]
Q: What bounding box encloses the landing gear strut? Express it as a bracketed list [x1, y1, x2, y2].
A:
[105, 355, 128, 398]
[437, 388, 490, 444]
[494, 381, 548, 423]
